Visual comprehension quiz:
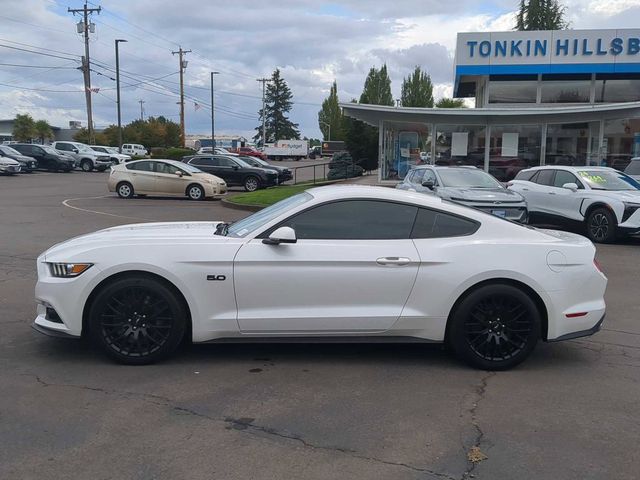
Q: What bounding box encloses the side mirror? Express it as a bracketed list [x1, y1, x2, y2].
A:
[175, 170, 183, 177]
[422, 178, 435, 189]
[562, 182, 578, 192]
[72, 148, 79, 153]
[262, 226, 297, 245]
[232, 165, 239, 170]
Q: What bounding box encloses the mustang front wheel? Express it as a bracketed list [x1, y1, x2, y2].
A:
[448, 283, 540, 370]
[88, 275, 187, 364]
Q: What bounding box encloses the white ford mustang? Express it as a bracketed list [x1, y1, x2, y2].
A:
[34, 185, 607, 369]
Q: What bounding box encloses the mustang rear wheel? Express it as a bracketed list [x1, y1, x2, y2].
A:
[448, 283, 540, 370]
[88, 275, 187, 364]
[586, 208, 616, 244]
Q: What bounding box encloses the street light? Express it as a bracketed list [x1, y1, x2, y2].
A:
[210, 71, 219, 150]
[115, 39, 127, 153]
[320, 120, 331, 141]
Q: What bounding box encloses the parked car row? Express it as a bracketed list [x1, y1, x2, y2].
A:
[397, 161, 640, 244]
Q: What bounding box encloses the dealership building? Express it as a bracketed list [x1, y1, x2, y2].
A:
[342, 29, 640, 183]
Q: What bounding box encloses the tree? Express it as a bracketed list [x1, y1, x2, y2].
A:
[75, 117, 181, 148]
[436, 98, 467, 108]
[318, 80, 345, 141]
[254, 69, 300, 145]
[12, 114, 35, 142]
[34, 120, 54, 144]
[344, 65, 394, 172]
[515, 0, 568, 31]
[400, 66, 434, 108]
[73, 128, 108, 145]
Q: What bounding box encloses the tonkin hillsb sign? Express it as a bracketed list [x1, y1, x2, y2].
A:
[456, 29, 640, 65]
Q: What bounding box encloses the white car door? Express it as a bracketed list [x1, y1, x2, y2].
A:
[545, 169, 586, 221]
[519, 169, 557, 215]
[233, 200, 421, 333]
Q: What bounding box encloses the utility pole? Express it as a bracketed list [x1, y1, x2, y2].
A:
[210, 71, 219, 150]
[172, 47, 191, 147]
[138, 100, 145, 121]
[257, 78, 268, 147]
[68, 2, 101, 145]
[115, 39, 127, 153]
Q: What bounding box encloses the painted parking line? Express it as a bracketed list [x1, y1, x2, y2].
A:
[62, 195, 152, 221]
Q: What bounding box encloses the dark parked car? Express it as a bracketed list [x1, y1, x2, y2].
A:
[238, 155, 293, 183]
[0, 145, 38, 173]
[182, 154, 278, 191]
[12, 144, 76, 172]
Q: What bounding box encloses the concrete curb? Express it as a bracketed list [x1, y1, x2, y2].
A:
[220, 198, 263, 212]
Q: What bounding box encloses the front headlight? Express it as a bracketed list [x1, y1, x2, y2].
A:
[48, 263, 93, 278]
[623, 202, 640, 208]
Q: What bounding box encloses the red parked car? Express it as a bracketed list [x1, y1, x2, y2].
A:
[233, 146, 268, 161]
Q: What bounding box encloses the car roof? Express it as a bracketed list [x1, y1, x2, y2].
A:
[412, 165, 477, 170]
[126, 158, 184, 167]
[521, 165, 614, 172]
[306, 184, 448, 207]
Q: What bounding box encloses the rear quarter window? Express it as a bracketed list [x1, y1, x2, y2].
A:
[411, 208, 480, 239]
[514, 170, 537, 181]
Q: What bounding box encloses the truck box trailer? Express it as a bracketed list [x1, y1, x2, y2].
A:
[263, 140, 308, 160]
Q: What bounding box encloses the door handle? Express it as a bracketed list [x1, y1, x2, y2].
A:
[521, 188, 529, 191]
[376, 257, 411, 266]
[548, 192, 556, 195]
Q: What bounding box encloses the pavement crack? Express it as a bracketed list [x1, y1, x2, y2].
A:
[460, 371, 496, 479]
[21, 373, 456, 479]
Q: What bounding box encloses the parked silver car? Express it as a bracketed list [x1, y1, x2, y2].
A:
[624, 157, 640, 181]
[396, 165, 528, 223]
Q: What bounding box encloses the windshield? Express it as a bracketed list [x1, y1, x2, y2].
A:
[577, 170, 640, 191]
[438, 169, 501, 188]
[0, 146, 20, 155]
[180, 163, 204, 173]
[42, 146, 60, 154]
[226, 192, 313, 237]
[230, 156, 252, 168]
[106, 147, 120, 154]
[74, 144, 94, 153]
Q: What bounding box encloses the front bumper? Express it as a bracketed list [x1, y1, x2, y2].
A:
[264, 175, 279, 187]
[0, 164, 21, 174]
[462, 202, 528, 223]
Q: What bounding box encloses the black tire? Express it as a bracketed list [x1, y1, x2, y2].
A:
[244, 175, 260, 192]
[88, 275, 187, 365]
[586, 208, 617, 244]
[186, 184, 205, 200]
[448, 283, 540, 370]
[80, 159, 93, 172]
[116, 181, 134, 199]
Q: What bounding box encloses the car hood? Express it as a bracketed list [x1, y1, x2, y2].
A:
[42, 221, 235, 261]
[0, 157, 19, 166]
[194, 172, 225, 183]
[438, 187, 524, 203]
[13, 154, 36, 163]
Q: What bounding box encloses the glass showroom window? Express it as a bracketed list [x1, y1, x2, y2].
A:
[489, 125, 542, 181]
[381, 121, 431, 181]
[603, 118, 640, 171]
[595, 75, 640, 103]
[545, 121, 600, 167]
[434, 125, 486, 168]
[541, 74, 591, 103]
[488, 75, 538, 104]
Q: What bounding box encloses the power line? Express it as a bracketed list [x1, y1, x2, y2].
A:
[0, 43, 79, 62]
[0, 62, 77, 69]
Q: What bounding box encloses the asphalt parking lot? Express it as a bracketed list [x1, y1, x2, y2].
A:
[1, 171, 639, 480]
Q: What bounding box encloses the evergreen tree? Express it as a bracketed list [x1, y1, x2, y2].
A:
[400, 66, 434, 108]
[360, 64, 394, 106]
[515, 0, 568, 31]
[435, 98, 467, 108]
[254, 69, 300, 145]
[318, 81, 345, 141]
[34, 120, 54, 144]
[12, 114, 36, 142]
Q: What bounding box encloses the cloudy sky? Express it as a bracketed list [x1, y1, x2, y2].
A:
[1, 0, 639, 140]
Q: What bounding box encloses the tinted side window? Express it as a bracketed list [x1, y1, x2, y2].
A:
[191, 157, 214, 166]
[514, 170, 537, 181]
[535, 169, 555, 186]
[219, 157, 237, 167]
[625, 161, 640, 175]
[126, 161, 152, 171]
[411, 169, 425, 184]
[277, 200, 418, 240]
[56, 143, 72, 151]
[553, 170, 582, 188]
[411, 208, 479, 239]
[155, 162, 180, 174]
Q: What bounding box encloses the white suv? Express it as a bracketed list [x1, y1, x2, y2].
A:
[90, 145, 132, 164]
[508, 165, 640, 243]
[52, 141, 112, 172]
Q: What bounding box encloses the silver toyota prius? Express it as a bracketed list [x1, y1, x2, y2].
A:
[397, 165, 528, 223]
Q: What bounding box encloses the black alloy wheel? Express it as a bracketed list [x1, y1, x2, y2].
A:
[244, 175, 260, 192]
[89, 276, 186, 364]
[586, 208, 616, 244]
[449, 284, 540, 370]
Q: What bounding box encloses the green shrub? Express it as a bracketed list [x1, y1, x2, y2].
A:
[327, 151, 363, 180]
[151, 147, 194, 160]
